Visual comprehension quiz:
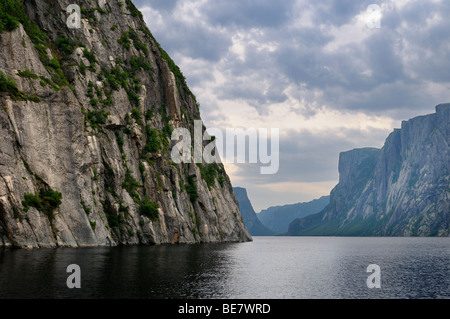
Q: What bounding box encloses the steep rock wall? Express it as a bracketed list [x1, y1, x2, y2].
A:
[0, 0, 251, 248]
[288, 104, 450, 236]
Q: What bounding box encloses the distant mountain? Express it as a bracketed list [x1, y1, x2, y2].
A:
[234, 187, 274, 236]
[288, 104, 450, 236]
[257, 196, 330, 234]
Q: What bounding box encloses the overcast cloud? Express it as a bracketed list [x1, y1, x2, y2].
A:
[134, 0, 450, 211]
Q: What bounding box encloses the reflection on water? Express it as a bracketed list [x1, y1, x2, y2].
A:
[0, 243, 239, 299]
[0, 237, 449, 299]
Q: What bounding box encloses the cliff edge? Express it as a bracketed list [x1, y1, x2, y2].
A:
[289, 104, 450, 236]
[0, 0, 251, 248]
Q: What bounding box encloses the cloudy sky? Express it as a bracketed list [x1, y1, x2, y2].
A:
[133, 0, 450, 211]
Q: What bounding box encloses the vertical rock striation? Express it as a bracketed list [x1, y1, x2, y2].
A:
[233, 187, 273, 236]
[288, 104, 450, 236]
[0, 0, 251, 248]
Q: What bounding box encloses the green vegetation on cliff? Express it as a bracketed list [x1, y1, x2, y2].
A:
[22, 188, 63, 219]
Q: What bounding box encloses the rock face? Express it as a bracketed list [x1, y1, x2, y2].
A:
[288, 104, 450, 236]
[258, 196, 330, 235]
[0, 0, 251, 248]
[233, 187, 273, 236]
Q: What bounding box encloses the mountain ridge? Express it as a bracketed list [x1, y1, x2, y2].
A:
[288, 104, 450, 236]
[233, 187, 273, 236]
[0, 0, 251, 248]
[257, 195, 330, 234]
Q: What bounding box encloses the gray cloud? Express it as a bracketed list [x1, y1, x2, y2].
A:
[133, 0, 179, 12]
[140, 0, 450, 117]
[225, 126, 391, 211]
[237, 127, 389, 184]
[311, 0, 369, 26]
[150, 21, 232, 62]
[137, 0, 450, 208]
[200, 0, 296, 28]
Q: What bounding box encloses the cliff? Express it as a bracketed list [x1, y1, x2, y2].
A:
[288, 104, 450, 236]
[0, 0, 251, 248]
[233, 187, 273, 236]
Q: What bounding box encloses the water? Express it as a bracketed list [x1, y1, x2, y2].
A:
[0, 237, 449, 299]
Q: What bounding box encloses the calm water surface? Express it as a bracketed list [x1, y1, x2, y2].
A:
[0, 237, 449, 299]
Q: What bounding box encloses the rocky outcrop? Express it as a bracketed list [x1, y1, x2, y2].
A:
[288, 104, 450, 236]
[258, 196, 329, 235]
[0, 0, 251, 248]
[233, 187, 273, 236]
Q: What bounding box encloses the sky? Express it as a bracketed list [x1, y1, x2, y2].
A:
[133, 0, 450, 212]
